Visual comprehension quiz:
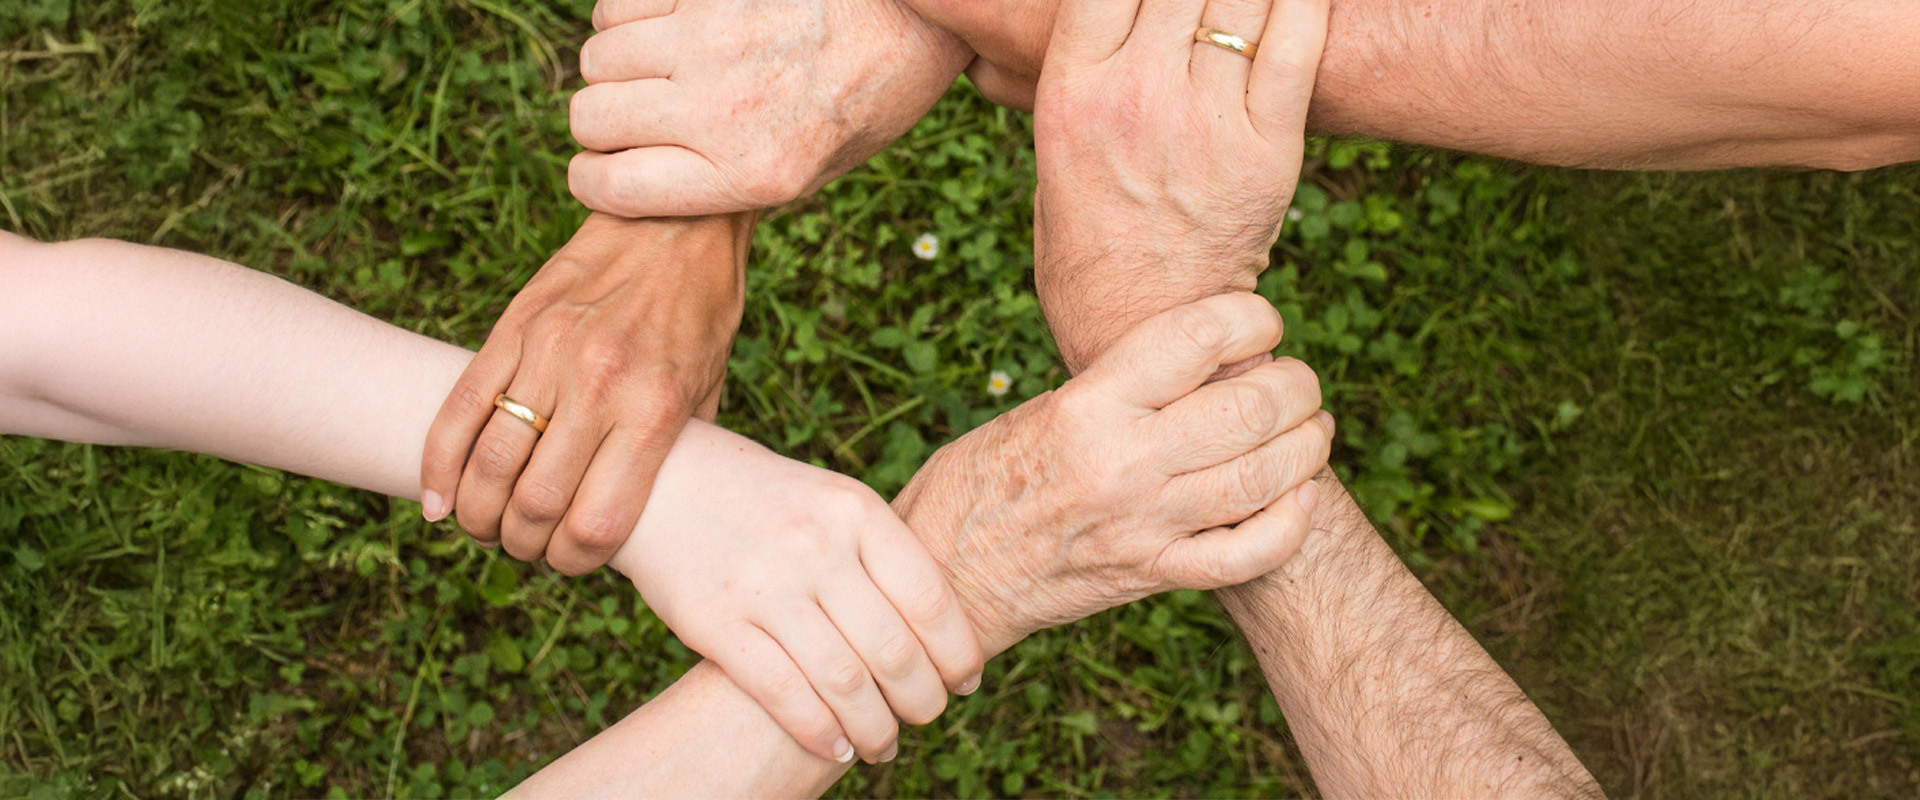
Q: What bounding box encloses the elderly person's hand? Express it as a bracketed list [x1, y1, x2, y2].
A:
[896, 293, 1333, 653]
[1032, 0, 1330, 371]
[567, 0, 974, 217]
[420, 213, 749, 574]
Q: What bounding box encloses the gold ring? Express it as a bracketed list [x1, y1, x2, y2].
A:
[1194, 27, 1258, 60]
[493, 394, 550, 434]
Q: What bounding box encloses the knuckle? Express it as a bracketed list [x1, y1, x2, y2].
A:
[759, 667, 814, 708]
[471, 434, 526, 481]
[871, 631, 923, 680]
[448, 381, 495, 417]
[561, 505, 632, 553]
[509, 478, 569, 524]
[1226, 382, 1281, 436]
[578, 336, 634, 380]
[821, 658, 870, 698]
[1167, 305, 1229, 354]
[1233, 459, 1271, 507]
[896, 578, 956, 626]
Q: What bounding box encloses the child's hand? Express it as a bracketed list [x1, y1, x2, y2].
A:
[604, 429, 985, 764]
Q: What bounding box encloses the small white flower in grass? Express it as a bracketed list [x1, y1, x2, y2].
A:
[1287, 207, 1305, 222]
[987, 370, 1012, 397]
[912, 232, 940, 260]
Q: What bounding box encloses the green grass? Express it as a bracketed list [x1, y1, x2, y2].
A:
[3, 1, 1917, 798]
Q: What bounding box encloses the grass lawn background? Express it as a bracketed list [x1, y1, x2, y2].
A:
[2, 1, 1915, 797]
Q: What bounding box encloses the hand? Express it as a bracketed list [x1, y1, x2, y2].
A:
[419, 212, 750, 574]
[567, 0, 975, 217]
[1032, 0, 1330, 371]
[909, 0, 1056, 110]
[894, 294, 1334, 653]
[606, 425, 986, 764]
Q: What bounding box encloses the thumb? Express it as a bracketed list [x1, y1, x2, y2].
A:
[1079, 293, 1284, 410]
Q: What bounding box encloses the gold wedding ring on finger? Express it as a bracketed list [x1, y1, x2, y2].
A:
[1194, 27, 1258, 60]
[494, 394, 550, 434]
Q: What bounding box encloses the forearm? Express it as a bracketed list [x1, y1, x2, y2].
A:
[919, 0, 1920, 169]
[0, 234, 893, 797]
[1215, 474, 1600, 797]
[509, 661, 847, 798]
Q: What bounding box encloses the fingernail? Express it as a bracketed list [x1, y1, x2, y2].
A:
[475, 539, 498, 550]
[958, 673, 982, 696]
[833, 738, 855, 764]
[1313, 410, 1336, 438]
[880, 742, 899, 763]
[1295, 481, 1321, 515]
[422, 490, 449, 522]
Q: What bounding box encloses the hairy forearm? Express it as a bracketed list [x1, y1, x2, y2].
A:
[1310, 0, 1920, 170]
[919, 0, 1920, 169]
[1216, 473, 1600, 797]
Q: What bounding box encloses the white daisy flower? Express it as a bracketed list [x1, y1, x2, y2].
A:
[912, 232, 940, 260]
[987, 370, 1012, 397]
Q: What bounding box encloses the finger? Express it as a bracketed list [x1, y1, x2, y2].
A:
[421, 344, 520, 522]
[453, 378, 555, 551]
[1161, 409, 1333, 529]
[1151, 357, 1321, 472]
[579, 18, 675, 84]
[1137, 0, 1210, 52]
[1191, 0, 1274, 101]
[544, 422, 682, 575]
[498, 399, 603, 572]
[1080, 293, 1283, 410]
[568, 148, 742, 218]
[705, 625, 855, 763]
[569, 79, 690, 152]
[1152, 481, 1320, 590]
[860, 521, 985, 695]
[819, 576, 950, 727]
[1049, 0, 1146, 64]
[1245, 0, 1331, 138]
[592, 0, 675, 31]
[765, 611, 900, 762]
[965, 59, 1037, 112]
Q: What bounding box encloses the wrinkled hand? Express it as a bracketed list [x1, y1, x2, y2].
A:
[1033, 0, 1330, 371]
[420, 213, 750, 574]
[605, 426, 984, 764]
[894, 294, 1333, 653]
[568, 0, 975, 217]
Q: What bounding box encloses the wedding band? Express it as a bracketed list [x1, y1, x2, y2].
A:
[1194, 27, 1258, 60]
[494, 394, 550, 434]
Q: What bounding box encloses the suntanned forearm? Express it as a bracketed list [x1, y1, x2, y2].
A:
[1217, 472, 1602, 797]
[918, 0, 1920, 170]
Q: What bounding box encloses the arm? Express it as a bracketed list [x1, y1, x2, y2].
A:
[518, 292, 1337, 797]
[919, 0, 1920, 170]
[1217, 474, 1601, 796]
[0, 232, 987, 765]
[0, 234, 1329, 796]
